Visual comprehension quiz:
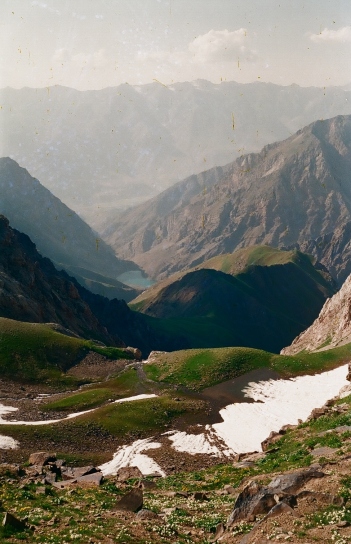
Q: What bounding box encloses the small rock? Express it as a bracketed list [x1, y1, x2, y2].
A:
[52, 479, 77, 489]
[28, 452, 56, 467]
[210, 522, 225, 542]
[116, 466, 143, 483]
[36, 486, 47, 495]
[337, 520, 350, 527]
[136, 509, 160, 520]
[308, 407, 329, 420]
[261, 431, 283, 451]
[193, 492, 209, 501]
[223, 485, 236, 495]
[262, 501, 300, 520]
[2, 511, 27, 530]
[115, 488, 143, 512]
[297, 490, 344, 507]
[140, 479, 157, 490]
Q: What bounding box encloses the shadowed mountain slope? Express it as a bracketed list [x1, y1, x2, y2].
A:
[105, 115, 351, 281]
[285, 221, 351, 287]
[0, 157, 139, 301]
[131, 247, 335, 353]
[0, 215, 188, 356]
[0, 215, 119, 345]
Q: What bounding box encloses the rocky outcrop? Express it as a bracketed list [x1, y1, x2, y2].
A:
[227, 466, 325, 526]
[281, 274, 351, 355]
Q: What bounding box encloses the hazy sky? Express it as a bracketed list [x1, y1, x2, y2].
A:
[1, 0, 351, 90]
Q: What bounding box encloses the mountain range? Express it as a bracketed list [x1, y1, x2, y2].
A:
[3, 83, 351, 544]
[1, 81, 350, 226]
[105, 115, 351, 284]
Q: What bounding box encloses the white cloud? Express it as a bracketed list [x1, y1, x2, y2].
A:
[52, 48, 109, 70]
[31, 1, 60, 15]
[72, 49, 108, 69]
[310, 26, 351, 43]
[188, 28, 257, 62]
[134, 28, 257, 75]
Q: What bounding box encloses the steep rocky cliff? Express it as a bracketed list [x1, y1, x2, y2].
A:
[281, 274, 351, 355]
[0, 216, 188, 356]
[0, 215, 119, 345]
[105, 115, 351, 281]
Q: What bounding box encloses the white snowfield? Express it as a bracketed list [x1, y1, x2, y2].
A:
[212, 364, 349, 454]
[166, 429, 221, 456]
[99, 438, 165, 477]
[0, 366, 349, 476]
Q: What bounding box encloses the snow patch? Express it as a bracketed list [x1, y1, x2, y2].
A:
[166, 430, 221, 455]
[212, 364, 349, 453]
[114, 394, 157, 404]
[99, 438, 164, 476]
[0, 435, 19, 450]
[0, 394, 158, 426]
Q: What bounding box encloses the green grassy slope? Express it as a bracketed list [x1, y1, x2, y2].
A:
[145, 343, 351, 390]
[131, 245, 329, 307]
[0, 317, 132, 385]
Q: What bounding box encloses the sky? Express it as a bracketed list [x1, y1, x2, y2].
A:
[1, 0, 351, 90]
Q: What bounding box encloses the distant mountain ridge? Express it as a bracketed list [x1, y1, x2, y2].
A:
[1, 81, 350, 226]
[0, 157, 139, 301]
[105, 115, 351, 281]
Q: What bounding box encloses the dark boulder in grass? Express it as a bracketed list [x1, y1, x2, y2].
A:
[115, 488, 143, 513]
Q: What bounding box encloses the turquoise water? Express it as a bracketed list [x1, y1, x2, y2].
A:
[117, 270, 155, 289]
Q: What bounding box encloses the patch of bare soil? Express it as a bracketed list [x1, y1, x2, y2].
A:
[67, 351, 131, 380]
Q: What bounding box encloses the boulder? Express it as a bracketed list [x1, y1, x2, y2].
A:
[227, 481, 276, 525]
[193, 492, 209, 501]
[2, 512, 27, 531]
[76, 472, 103, 486]
[346, 362, 351, 382]
[28, 452, 56, 467]
[228, 466, 324, 526]
[116, 466, 143, 482]
[115, 488, 143, 512]
[310, 446, 338, 458]
[261, 431, 283, 451]
[267, 466, 324, 494]
[61, 466, 98, 480]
